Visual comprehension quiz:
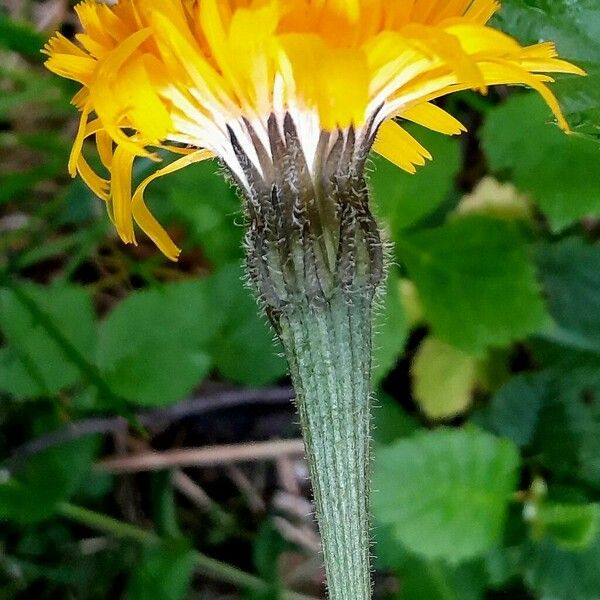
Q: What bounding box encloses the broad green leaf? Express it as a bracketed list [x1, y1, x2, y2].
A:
[581, 432, 600, 491]
[207, 264, 287, 386]
[126, 542, 196, 600]
[553, 64, 600, 141]
[373, 392, 420, 447]
[374, 526, 488, 600]
[395, 557, 487, 600]
[523, 536, 600, 600]
[0, 436, 99, 524]
[481, 94, 600, 230]
[531, 393, 594, 481]
[0, 347, 44, 399]
[397, 215, 549, 355]
[373, 271, 408, 385]
[478, 374, 550, 447]
[532, 343, 600, 404]
[0, 283, 96, 397]
[411, 337, 478, 420]
[534, 503, 600, 550]
[536, 238, 600, 353]
[373, 427, 520, 563]
[484, 546, 522, 589]
[97, 281, 215, 407]
[371, 126, 461, 235]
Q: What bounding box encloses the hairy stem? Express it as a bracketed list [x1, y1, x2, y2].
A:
[232, 116, 383, 599]
[279, 292, 373, 600]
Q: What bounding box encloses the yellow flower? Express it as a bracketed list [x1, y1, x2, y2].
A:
[44, 0, 584, 260]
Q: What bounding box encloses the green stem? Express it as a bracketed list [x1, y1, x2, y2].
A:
[279, 292, 373, 600]
[57, 502, 315, 600]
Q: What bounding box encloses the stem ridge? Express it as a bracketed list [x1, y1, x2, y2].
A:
[280, 295, 373, 600]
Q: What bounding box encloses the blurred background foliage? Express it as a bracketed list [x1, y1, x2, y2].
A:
[1, 0, 599, 598]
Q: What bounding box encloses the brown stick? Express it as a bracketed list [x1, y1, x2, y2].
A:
[7, 386, 294, 470]
[97, 439, 306, 474]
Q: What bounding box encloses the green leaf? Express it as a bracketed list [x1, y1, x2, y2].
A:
[396, 557, 487, 600]
[536, 237, 600, 353]
[529, 235, 600, 486]
[553, 64, 600, 141]
[534, 503, 600, 550]
[0, 15, 46, 59]
[371, 126, 461, 234]
[0, 347, 44, 399]
[531, 393, 593, 480]
[373, 392, 420, 447]
[126, 542, 196, 600]
[523, 536, 600, 600]
[373, 271, 408, 385]
[207, 264, 287, 386]
[253, 521, 288, 579]
[373, 427, 520, 563]
[0, 436, 99, 524]
[481, 94, 600, 230]
[398, 215, 549, 355]
[374, 526, 488, 600]
[97, 281, 215, 407]
[411, 336, 478, 420]
[478, 374, 549, 447]
[242, 522, 290, 599]
[484, 546, 522, 589]
[0, 283, 96, 397]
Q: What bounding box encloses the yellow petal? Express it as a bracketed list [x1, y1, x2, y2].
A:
[518, 44, 587, 76]
[67, 103, 92, 177]
[77, 156, 110, 201]
[402, 102, 466, 135]
[132, 149, 214, 261]
[90, 28, 154, 156]
[96, 130, 114, 170]
[463, 0, 500, 24]
[373, 119, 432, 173]
[480, 60, 570, 131]
[117, 55, 172, 143]
[326, 0, 360, 21]
[111, 145, 136, 245]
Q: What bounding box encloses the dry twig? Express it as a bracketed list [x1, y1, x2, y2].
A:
[97, 439, 306, 474]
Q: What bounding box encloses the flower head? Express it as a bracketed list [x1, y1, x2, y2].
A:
[44, 0, 584, 260]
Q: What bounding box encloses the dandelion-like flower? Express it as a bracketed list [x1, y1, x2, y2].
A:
[44, 3, 584, 599]
[44, 0, 583, 261]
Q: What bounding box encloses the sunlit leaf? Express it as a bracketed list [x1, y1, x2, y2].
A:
[411, 337, 478, 419]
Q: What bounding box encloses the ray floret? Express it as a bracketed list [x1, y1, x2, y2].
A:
[44, 0, 584, 259]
